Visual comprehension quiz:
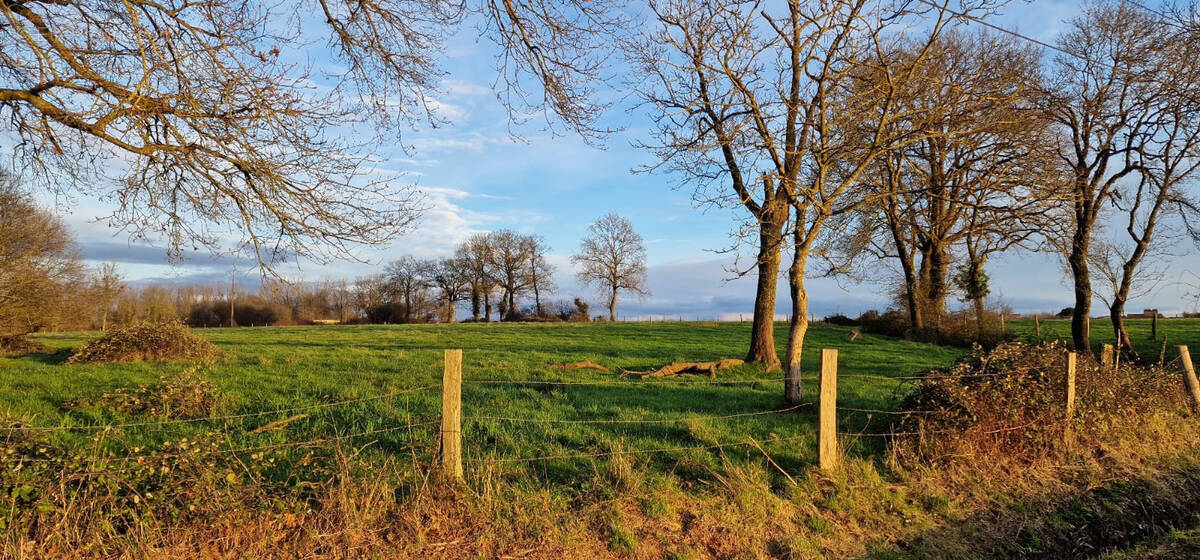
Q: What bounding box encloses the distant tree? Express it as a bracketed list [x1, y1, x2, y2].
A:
[383, 256, 435, 323]
[455, 233, 497, 322]
[430, 258, 469, 323]
[525, 235, 557, 318]
[486, 230, 533, 321]
[572, 214, 648, 322]
[90, 262, 125, 331]
[0, 169, 84, 340]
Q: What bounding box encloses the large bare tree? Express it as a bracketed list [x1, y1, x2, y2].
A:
[0, 0, 624, 270]
[572, 213, 648, 321]
[1043, 2, 1172, 357]
[0, 169, 85, 341]
[853, 31, 1054, 338]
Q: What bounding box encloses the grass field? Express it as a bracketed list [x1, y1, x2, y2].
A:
[1007, 316, 1200, 362]
[5, 320, 1200, 558]
[3, 322, 964, 482]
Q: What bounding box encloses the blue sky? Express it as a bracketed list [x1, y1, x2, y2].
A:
[40, 0, 1200, 318]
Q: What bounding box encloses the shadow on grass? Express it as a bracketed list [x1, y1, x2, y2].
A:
[865, 466, 1200, 560]
[15, 348, 73, 366]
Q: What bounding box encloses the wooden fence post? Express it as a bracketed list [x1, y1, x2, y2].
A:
[1151, 314, 1158, 340]
[819, 348, 839, 472]
[441, 349, 464, 481]
[1000, 313, 1007, 337]
[1179, 346, 1200, 411]
[1034, 316, 1041, 338]
[1064, 352, 1077, 447]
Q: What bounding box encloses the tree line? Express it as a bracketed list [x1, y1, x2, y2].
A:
[0, 186, 649, 337]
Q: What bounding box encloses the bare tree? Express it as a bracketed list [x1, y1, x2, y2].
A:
[90, 262, 125, 332]
[430, 257, 469, 323]
[0, 169, 84, 340]
[486, 230, 533, 321]
[1043, 2, 1172, 357]
[455, 233, 497, 322]
[524, 235, 557, 318]
[572, 213, 648, 322]
[0, 0, 624, 272]
[384, 256, 435, 323]
[855, 31, 1054, 338]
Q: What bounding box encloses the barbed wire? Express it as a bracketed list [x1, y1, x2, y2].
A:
[487, 433, 811, 464]
[837, 406, 945, 416]
[466, 403, 810, 425]
[837, 420, 1036, 439]
[7, 420, 441, 464]
[3, 385, 440, 432]
[465, 378, 782, 387]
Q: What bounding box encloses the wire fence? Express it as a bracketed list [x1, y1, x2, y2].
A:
[3, 384, 441, 433]
[8, 346, 1195, 473]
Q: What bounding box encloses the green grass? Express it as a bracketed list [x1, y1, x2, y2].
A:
[1, 322, 963, 482]
[1006, 317, 1200, 362]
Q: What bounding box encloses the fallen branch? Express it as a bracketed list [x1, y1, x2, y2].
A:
[549, 361, 610, 372]
[625, 359, 745, 379]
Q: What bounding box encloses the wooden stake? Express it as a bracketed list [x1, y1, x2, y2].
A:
[441, 349, 464, 481]
[1035, 316, 1041, 338]
[1179, 346, 1200, 411]
[818, 348, 839, 472]
[1151, 314, 1158, 340]
[1000, 313, 1007, 336]
[1101, 344, 1114, 368]
[1064, 352, 1077, 447]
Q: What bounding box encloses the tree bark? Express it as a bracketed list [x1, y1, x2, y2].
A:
[784, 249, 809, 403]
[925, 245, 949, 335]
[746, 212, 785, 372]
[483, 292, 492, 323]
[1068, 230, 1092, 357]
[608, 286, 618, 323]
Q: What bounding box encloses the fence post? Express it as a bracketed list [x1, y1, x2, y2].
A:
[1000, 313, 1006, 336]
[1035, 315, 1041, 338]
[1064, 352, 1077, 447]
[1151, 314, 1158, 340]
[819, 348, 839, 472]
[1179, 346, 1200, 411]
[441, 349, 464, 481]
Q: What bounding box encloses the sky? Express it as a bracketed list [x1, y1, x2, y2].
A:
[28, 0, 1200, 319]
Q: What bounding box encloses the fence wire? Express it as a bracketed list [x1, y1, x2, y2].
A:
[3, 384, 440, 432]
[466, 403, 810, 425]
[8, 420, 441, 464]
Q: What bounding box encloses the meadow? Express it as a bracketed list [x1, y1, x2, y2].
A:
[3, 322, 964, 480]
[3, 319, 1200, 559]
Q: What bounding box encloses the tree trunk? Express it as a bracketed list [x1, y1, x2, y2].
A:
[973, 294, 985, 337]
[608, 286, 618, 323]
[483, 292, 492, 323]
[1068, 234, 1092, 357]
[746, 215, 784, 372]
[470, 287, 481, 322]
[925, 245, 949, 335]
[784, 248, 809, 403]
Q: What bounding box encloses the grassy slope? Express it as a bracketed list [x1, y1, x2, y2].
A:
[3, 322, 961, 479]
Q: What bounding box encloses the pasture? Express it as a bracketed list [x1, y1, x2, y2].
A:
[3, 322, 964, 480]
[4, 320, 1200, 559]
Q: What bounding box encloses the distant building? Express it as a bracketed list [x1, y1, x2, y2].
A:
[1125, 309, 1162, 319]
